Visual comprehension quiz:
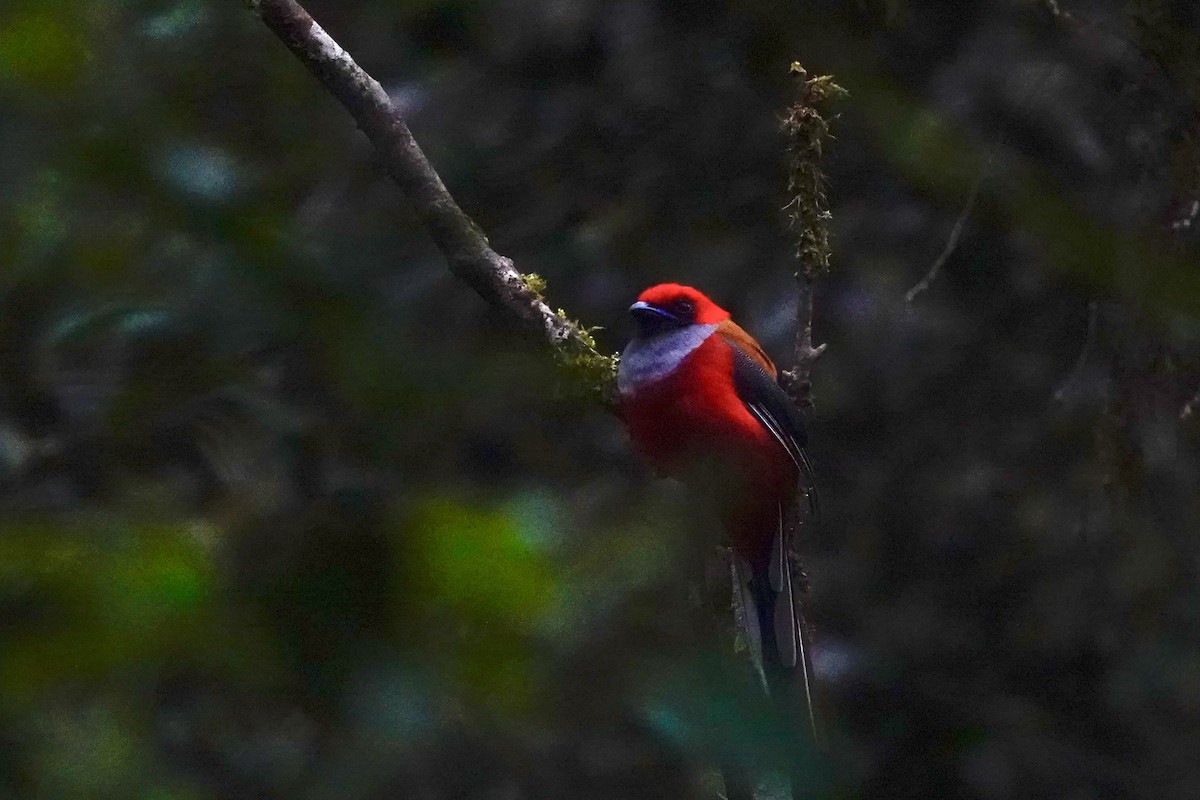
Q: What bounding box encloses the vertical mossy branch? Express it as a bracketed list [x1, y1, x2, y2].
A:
[781, 63, 846, 409]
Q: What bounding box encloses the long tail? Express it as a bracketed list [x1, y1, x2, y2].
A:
[726, 499, 819, 799]
[760, 499, 818, 743]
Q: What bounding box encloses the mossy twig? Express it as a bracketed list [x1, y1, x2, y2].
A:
[780, 63, 846, 408]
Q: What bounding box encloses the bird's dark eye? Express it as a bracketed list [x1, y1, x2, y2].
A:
[671, 299, 696, 319]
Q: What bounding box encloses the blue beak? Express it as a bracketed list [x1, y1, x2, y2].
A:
[629, 301, 678, 323]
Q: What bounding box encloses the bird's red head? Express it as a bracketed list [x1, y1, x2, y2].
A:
[629, 284, 730, 336]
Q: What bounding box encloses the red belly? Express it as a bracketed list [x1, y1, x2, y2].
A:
[620, 336, 795, 565]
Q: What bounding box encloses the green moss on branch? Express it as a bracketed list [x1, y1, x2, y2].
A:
[782, 63, 847, 279]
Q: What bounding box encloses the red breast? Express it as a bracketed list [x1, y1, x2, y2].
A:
[618, 285, 796, 562]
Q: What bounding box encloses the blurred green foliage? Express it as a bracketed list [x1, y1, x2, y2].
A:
[0, 5, 88, 92]
[0, 516, 212, 698]
[401, 497, 559, 713]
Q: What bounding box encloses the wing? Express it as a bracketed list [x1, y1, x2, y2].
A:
[722, 332, 817, 512]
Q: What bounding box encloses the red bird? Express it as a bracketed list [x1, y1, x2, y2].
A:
[617, 283, 819, 746]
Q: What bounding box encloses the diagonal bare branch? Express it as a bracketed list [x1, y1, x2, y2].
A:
[243, 0, 617, 404]
[905, 165, 987, 303]
[1053, 299, 1100, 403]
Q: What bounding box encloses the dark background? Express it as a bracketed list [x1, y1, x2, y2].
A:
[2, 0, 1199, 797]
